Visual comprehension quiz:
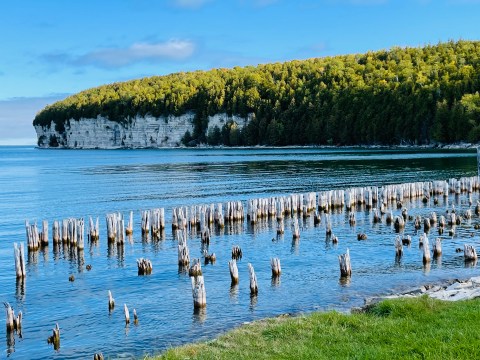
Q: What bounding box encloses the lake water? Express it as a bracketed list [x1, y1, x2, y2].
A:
[1, 146, 479, 359]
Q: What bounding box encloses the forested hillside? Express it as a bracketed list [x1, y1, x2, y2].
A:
[34, 40, 480, 146]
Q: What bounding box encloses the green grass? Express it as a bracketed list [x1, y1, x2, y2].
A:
[152, 296, 480, 359]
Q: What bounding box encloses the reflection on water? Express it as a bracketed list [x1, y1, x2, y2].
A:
[1, 146, 480, 359]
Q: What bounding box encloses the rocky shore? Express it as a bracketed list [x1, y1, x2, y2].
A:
[359, 276, 480, 311]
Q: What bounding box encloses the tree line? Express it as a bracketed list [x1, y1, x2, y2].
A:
[34, 40, 480, 146]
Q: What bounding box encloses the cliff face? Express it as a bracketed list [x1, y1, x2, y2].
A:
[35, 113, 251, 149]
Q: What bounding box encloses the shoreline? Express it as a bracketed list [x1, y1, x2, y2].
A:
[12, 141, 480, 150]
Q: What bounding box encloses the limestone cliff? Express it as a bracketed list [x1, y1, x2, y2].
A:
[35, 113, 251, 149]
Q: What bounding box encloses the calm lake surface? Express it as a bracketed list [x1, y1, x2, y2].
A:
[1, 146, 479, 359]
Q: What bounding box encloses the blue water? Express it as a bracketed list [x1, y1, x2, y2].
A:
[0, 146, 479, 359]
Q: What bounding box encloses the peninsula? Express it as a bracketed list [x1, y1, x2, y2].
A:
[34, 40, 480, 149]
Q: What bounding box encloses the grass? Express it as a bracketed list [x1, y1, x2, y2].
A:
[151, 296, 480, 359]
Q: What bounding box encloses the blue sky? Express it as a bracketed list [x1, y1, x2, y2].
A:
[1, 0, 480, 144]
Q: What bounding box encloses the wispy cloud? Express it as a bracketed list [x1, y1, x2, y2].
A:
[43, 39, 196, 69]
[171, 0, 213, 8]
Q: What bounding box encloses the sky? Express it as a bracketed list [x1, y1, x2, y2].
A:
[1, 0, 480, 145]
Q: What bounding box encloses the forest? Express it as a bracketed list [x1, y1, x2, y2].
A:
[33, 40, 480, 146]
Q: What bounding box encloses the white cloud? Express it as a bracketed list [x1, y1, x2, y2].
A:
[44, 39, 196, 69]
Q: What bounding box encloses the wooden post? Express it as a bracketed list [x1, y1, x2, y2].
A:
[14, 242, 26, 278]
[271, 258, 281, 277]
[189, 258, 202, 277]
[52, 220, 60, 243]
[229, 259, 239, 285]
[231, 245, 242, 260]
[325, 214, 332, 235]
[203, 251, 216, 265]
[395, 236, 403, 257]
[422, 235, 431, 264]
[4, 303, 14, 332]
[277, 219, 285, 234]
[292, 217, 300, 239]
[433, 238, 442, 257]
[338, 249, 351, 277]
[137, 258, 152, 275]
[126, 211, 133, 235]
[124, 304, 130, 325]
[108, 290, 115, 311]
[248, 263, 258, 295]
[41, 220, 49, 246]
[191, 275, 207, 308]
[349, 212, 355, 226]
[177, 230, 190, 266]
[464, 244, 478, 261]
[47, 323, 60, 350]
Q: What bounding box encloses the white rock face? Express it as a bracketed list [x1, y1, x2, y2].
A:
[35, 113, 251, 149]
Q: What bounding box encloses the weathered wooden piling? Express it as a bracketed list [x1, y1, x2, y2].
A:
[61, 219, 68, 243]
[133, 309, 138, 325]
[277, 219, 285, 234]
[395, 236, 403, 257]
[191, 275, 207, 308]
[137, 258, 152, 275]
[423, 217, 431, 232]
[88, 216, 99, 241]
[229, 259, 239, 284]
[40, 220, 49, 246]
[331, 234, 338, 243]
[292, 217, 300, 239]
[325, 214, 332, 235]
[231, 245, 242, 260]
[94, 353, 104, 360]
[4, 303, 13, 332]
[464, 244, 478, 261]
[150, 208, 165, 238]
[313, 211, 321, 226]
[357, 233, 367, 241]
[126, 211, 133, 235]
[52, 220, 60, 243]
[248, 263, 258, 295]
[338, 249, 352, 277]
[14, 242, 26, 278]
[394, 216, 405, 231]
[349, 212, 356, 226]
[189, 259, 202, 277]
[372, 208, 381, 223]
[108, 290, 115, 311]
[77, 218, 85, 250]
[386, 211, 393, 225]
[124, 304, 130, 325]
[433, 238, 442, 257]
[141, 210, 150, 234]
[201, 227, 210, 244]
[106, 213, 124, 243]
[204, 251, 216, 264]
[25, 220, 40, 251]
[47, 323, 60, 350]
[177, 229, 190, 266]
[414, 215, 421, 230]
[271, 258, 281, 277]
[401, 235, 411, 246]
[422, 235, 431, 264]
